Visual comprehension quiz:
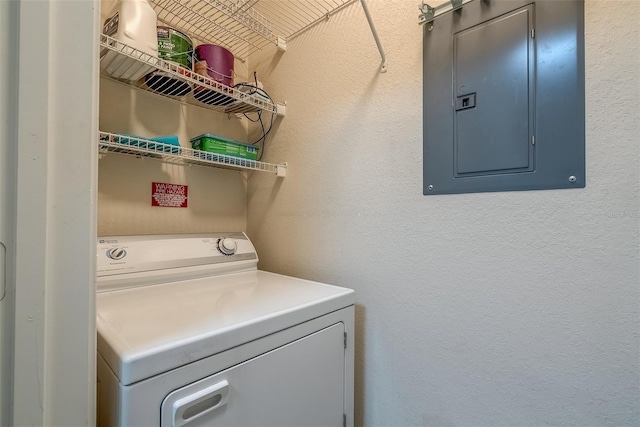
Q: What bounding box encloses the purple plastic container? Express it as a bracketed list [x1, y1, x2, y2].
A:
[194, 44, 234, 86]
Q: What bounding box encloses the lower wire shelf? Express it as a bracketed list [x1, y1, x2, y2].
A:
[98, 131, 286, 177]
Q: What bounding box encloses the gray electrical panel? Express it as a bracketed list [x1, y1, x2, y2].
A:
[423, 0, 585, 195]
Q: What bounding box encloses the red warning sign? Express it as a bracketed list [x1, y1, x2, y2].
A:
[151, 182, 188, 208]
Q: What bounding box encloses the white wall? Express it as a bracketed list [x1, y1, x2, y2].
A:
[10, 0, 99, 424]
[247, 0, 640, 425]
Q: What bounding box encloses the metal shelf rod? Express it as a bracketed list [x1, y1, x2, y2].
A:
[360, 0, 387, 73]
[284, 0, 387, 73]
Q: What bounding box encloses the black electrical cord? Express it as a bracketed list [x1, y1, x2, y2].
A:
[256, 113, 266, 161]
[234, 77, 276, 161]
[253, 107, 275, 162]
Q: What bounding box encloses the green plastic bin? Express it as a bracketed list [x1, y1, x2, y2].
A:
[191, 134, 259, 160]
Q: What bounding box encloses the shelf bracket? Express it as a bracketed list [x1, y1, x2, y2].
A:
[276, 102, 287, 117]
[360, 0, 387, 73]
[276, 163, 287, 178]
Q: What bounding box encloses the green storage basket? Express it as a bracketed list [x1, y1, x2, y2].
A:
[190, 134, 259, 161]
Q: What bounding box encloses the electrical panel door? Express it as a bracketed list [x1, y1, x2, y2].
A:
[454, 6, 534, 177]
[423, 0, 585, 195]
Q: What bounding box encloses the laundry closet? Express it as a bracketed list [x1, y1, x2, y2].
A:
[95, 1, 380, 425]
[2, 0, 639, 426]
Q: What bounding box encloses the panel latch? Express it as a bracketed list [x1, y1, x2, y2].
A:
[455, 93, 476, 111]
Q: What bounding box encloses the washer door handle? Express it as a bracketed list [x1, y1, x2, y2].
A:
[172, 379, 229, 426]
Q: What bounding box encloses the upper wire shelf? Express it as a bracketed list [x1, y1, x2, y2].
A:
[98, 131, 287, 176]
[150, 0, 361, 60]
[100, 33, 281, 115]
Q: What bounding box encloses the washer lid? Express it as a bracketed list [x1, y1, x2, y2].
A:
[96, 270, 354, 385]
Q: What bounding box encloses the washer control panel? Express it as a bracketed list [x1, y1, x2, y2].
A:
[97, 232, 257, 279]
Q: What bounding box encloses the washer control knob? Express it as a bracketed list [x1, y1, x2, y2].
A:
[218, 238, 237, 255]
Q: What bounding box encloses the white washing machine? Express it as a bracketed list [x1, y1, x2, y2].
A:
[96, 233, 354, 427]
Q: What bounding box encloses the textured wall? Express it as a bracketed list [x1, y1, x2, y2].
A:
[97, 0, 254, 236]
[247, 0, 640, 425]
[98, 79, 249, 236]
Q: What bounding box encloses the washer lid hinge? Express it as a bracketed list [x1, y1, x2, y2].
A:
[344, 332, 348, 349]
[343, 413, 347, 427]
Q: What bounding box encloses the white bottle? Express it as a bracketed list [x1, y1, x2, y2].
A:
[101, 0, 158, 81]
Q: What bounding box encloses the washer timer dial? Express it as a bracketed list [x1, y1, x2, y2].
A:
[217, 238, 238, 255]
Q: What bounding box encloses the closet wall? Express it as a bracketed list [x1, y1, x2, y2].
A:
[247, 1, 640, 425]
[97, 0, 251, 236]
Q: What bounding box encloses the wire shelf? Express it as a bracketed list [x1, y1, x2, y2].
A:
[151, 0, 276, 60]
[98, 131, 287, 176]
[99, 33, 279, 115]
[150, 0, 359, 59]
[254, 0, 358, 41]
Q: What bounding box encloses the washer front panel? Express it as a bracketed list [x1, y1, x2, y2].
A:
[160, 324, 345, 426]
[96, 307, 355, 427]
